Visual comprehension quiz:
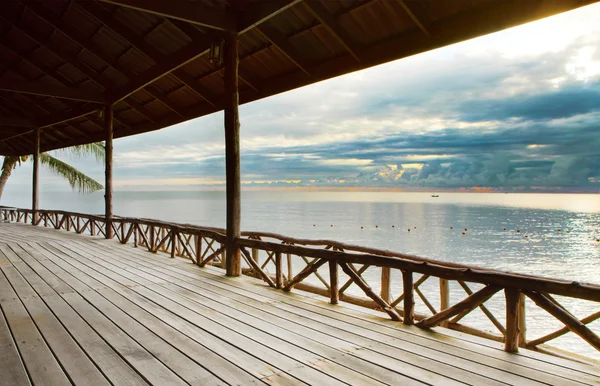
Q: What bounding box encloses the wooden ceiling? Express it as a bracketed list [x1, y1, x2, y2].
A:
[0, 0, 597, 155]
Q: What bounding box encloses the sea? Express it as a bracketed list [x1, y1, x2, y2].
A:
[2, 190, 600, 358]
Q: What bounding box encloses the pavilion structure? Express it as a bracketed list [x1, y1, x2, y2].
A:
[0, 0, 597, 275]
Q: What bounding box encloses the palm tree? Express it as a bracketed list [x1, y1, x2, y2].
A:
[0, 143, 105, 200]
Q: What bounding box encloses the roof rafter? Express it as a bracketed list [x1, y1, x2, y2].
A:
[256, 24, 311, 75]
[237, 0, 303, 33]
[397, 0, 431, 37]
[0, 77, 107, 103]
[38, 105, 100, 129]
[97, 0, 234, 31]
[145, 87, 184, 117]
[304, 2, 362, 62]
[110, 40, 211, 102]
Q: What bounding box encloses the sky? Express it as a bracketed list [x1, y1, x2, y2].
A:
[4, 3, 600, 192]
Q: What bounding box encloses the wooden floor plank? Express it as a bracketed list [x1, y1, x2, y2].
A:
[15, 243, 265, 386]
[82, 238, 595, 384]
[0, 268, 71, 386]
[26, 242, 303, 385]
[0, 261, 111, 386]
[6, 244, 150, 386]
[44, 241, 381, 386]
[58, 241, 437, 386]
[61, 239, 518, 386]
[12, 244, 222, 386]
[8, 252, 190, 385]
[0, 290, 31, 386]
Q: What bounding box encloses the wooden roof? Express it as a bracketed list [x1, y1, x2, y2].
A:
[0, 0, 597, 156]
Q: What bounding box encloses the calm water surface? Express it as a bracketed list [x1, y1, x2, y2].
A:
[3, 190, 600, 357]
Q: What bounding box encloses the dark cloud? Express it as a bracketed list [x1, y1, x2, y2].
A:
[460, 83, 600, 122]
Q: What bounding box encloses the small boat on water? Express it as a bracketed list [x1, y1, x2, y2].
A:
[431, 194, 440, 198]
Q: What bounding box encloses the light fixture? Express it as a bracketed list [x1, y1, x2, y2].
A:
[209, 39, 225, 66]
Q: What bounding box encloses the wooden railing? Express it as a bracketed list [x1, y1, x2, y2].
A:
[3, 206, 600, 362]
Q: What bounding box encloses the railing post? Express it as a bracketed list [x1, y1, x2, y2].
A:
[90, 220, 96, 236]
[505, 288, 520, 353]
[195, 235, 202, 265]
[104, 103, 114, 239]
[150, 225, 156, 252]
[32, 127, 40, 225]
[133, 224, 138, 247]
[440, 278, 450, 327]
[403, 270, 414, 325]
[518, 292, 527, 347]
[381, 267, 391, 303]
[170, 228, 176, 258]
[329, 260, 339, 304]
[275, 252, 283, 289]
[252, 247, 260, 267]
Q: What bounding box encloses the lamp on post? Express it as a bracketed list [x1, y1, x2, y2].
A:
[209, 39, 225, 67]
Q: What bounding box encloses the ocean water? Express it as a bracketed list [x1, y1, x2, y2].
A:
[2, 190, 600, 358]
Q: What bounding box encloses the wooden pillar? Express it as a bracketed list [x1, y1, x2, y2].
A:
[32, 128, 40, 225]
[104, 104, 114, 239]
[224, 30, 241, 277]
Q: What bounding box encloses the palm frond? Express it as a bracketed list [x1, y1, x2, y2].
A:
[56, 142, 105, 163]
[39, 153, 104, 193]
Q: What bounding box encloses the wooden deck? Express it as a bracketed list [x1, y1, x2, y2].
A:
[1, 223, 599, 386]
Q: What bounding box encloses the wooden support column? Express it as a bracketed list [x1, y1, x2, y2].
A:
[224, 30, 241, 277]
[105, 104, 114, 239]
[32, 128, 40, 225]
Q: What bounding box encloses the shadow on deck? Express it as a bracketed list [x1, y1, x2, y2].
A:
[1, 222, 598, 385]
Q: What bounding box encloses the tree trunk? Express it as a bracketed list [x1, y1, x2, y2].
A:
[0, 158, 18, 200]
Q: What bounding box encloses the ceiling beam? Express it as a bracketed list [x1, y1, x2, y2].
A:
[304, 2, 362, 62]
[237, 0, 303, 33]
[38, 105, 100, 129]
[97, 0, 234, 31]
[145, 87, 184, 117]
[397, 0, 430, 37]
[0, 77, 107, 103]
[111, 41, 211, 102]
[256, 25, 311, 75]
